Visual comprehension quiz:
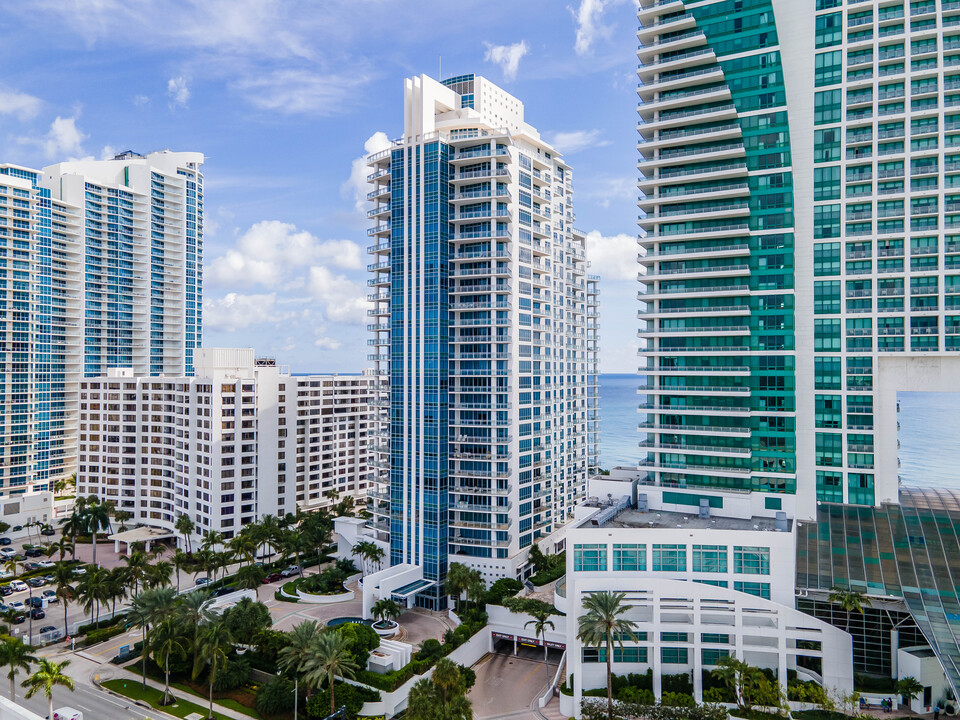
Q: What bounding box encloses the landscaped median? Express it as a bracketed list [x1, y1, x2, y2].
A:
[101, 678, 237, 720]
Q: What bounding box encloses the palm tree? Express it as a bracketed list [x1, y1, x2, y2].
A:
[77, 566, 111, 627]
[371, 598, 402, 626]
[525, 607, 556, 677]
[828, 587, 867, 632]
[172, 548, 190, 593]
[131, 587, 177, 689]
[445, 562, 478, 612]
[228, 534, 257, 569]
[577, 591, 639, 720]
[352, 540, 375, 575]
[106, 566, 128, 619]
[147, 560, 175, 589]
[201, 530, 223, 553]
[52, 565, 76, 639]
[214, 550, 234, 584]
[175, 514, 196, 554]
[258, 514, 282, 562]
[0, 636, 36, 701]
[51, 536, 74, 563]
[114, 509, 132, 532]
[193, 548, 217, 585]
[193, 619, 235, 720]
[177, 590, 214, 669]
[368, 545, 385, 573]
[278, 620, 322, 695]
[21, 658, 74, 720]
[236, 564, 266, 599]
[121, 547, 151, 595]
[407, 658, 472, 720]
[303, 631, 359, 716]
[59, 511, 85, 561]
[84, 501, 113, 566]
[149, 617, 188, 705]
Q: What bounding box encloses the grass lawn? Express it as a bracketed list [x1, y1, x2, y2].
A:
[169, 681, 260, 719]
[102, 678, 236, 720]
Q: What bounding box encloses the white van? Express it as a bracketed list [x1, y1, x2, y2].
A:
[53, 708, 83, 720]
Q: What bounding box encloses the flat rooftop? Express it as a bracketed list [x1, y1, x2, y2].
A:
[599, 508, 792, 533]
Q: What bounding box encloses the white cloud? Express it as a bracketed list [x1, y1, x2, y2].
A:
[207, 220, 364, 288]
[232, 69, 369, 115]
[0, 87, 42, 121]
[344, 131, 392, 214]
[132, 94, 150, 106]
[167, 76, 190, 108]
[314, 336, 343, 350]
[585, 230, 639, 282]
[547, 129, 609, 154]
[203, 292, 285, 332]
[484, 41, 529, 81]
[570, 0, 636, 55]
[100, 145, 117, 160]
[308, 266, 369, 324]
[579, 175, 637, 209]
[25, 116, 88, 160]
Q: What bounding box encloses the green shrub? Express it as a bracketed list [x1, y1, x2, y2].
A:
[415, 638, 444, 662]
[619, 687, 655, 705]
[212, 655, 249, 692]
[662, 692, 696, 708]
[338, 622, 379, 667]
[581, 699, 728, 720]
[305, 681, 380, 720]
[702, 688, 731, 703]
[662, 673, 693, 695]
[485, 578, 523, 605]
[84, 625, 126, 646]
[256, 676, 295, 717]
[458, 664, 476, 690]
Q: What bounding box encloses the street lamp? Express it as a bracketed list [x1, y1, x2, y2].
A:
[130, 607, 148, 690]
[277, 670, 298, 720]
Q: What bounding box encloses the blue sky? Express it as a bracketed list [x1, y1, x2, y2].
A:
[3, 0, 641, 373]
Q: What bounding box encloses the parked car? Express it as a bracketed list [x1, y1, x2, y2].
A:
[0, 548, 16, 559]
[0, 537, 11, 546]
[37, 561, 55, 569]
[194, 576, 211, 586]
[9, 614, 25, 625]
[0, 585, 12, 597]
[0, 570, 13, 580]
[29, 597, 43, 608]
[22, 562, 40, 571]
[71, 567, 86, 576]
[9, 581, 27, 592]
[40, 527, 56, 536]
[42, 590, 58, 603]
[43, 575, 55, 583]
[280, 565, 301, 577]
[8, 600, 25, 610]
[210, 586, 236, 598]
[30, 608, 45, 619]
[262, 572, 282, 583]
[26, 577, 46, 588]
[24, 548, 43, 558]
[38, 625, 58, 635]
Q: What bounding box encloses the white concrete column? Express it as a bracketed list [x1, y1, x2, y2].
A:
[891, 629, 899, 678]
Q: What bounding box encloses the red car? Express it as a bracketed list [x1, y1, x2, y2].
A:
[262, 572, 282, 584]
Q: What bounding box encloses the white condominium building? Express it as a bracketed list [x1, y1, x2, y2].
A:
[77, 349, 380, 545]
[0, 151, 203, 502]
[362, 73, 599, 609]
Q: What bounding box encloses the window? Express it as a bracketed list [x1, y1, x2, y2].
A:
[613, 544, 646, 572]
[661, 632, 689, 642]
[817, 471, 843, 503]
[815, 318, 841, 351]
[734, 581, 771, 599]
[816, 12, 843, 48]
[816, 51, 843, 86]
[661, 647, 689, 664]
[693, 545, 728, 573]
[815, 89, 842, 125]
[652, 544, 686, 572]
[814, 166, 841, 200]
[614, 646, 647, 663]
[702, 648, 731, 665]
[815, 358, 842, 389]
[815, 129, 841, 163]
[814, 280, 840, 313]
[702, 633, 730, 644]
[734, 546, 770, 575]
[574, 544, 607, 572]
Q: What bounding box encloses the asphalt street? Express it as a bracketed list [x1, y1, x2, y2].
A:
[12, 677, 154, 720]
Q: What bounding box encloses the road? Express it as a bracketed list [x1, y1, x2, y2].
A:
[12, 675, 154, 720]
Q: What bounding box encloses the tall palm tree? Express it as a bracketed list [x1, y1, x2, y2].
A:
[52, 565, 76, 638]
[106, 566, 128, 619]
[114, 510, 132, 532]
[577, 591, 640, 720]
[201, 530, 223, 553]
[278, 620, 322, 695]
[172, 549, 190, 593]
[525, 607, 556, 677]
[371, 598, 402, 625]
[177, 590, 213, 669]
[0, 636, 36, 701]
[445, 562, 478, 612]
[352, 540, 375, 575]
[236, 564, 266, 600]
[303, 632, 359, 716]
[21, 658, 74, 720]
[193, 619, 235, 720]
[828, 587, 866, 632]
[149, 617, 188, 705]
[228, 534, 257, 569]
[175, 514, 196, 554]
[193, 548, 217, 585]
[77, 566, 111, 627]
[368, 545, 385, 573]
[214, 550, 234, 584]
[258, 513, 282, 562]
[51, 536, 74, 563]
[84, 501, 113, 566]
[147, 560, 174, 589]
[121, 548, 150, 595]
[59, 511, 85, 561]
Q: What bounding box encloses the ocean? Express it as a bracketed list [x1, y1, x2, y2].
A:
[598, 374, 960, 489]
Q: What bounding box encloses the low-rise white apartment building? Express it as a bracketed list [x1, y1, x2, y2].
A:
[558, 475, 853, 717]
[77, 348, 381, 545]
